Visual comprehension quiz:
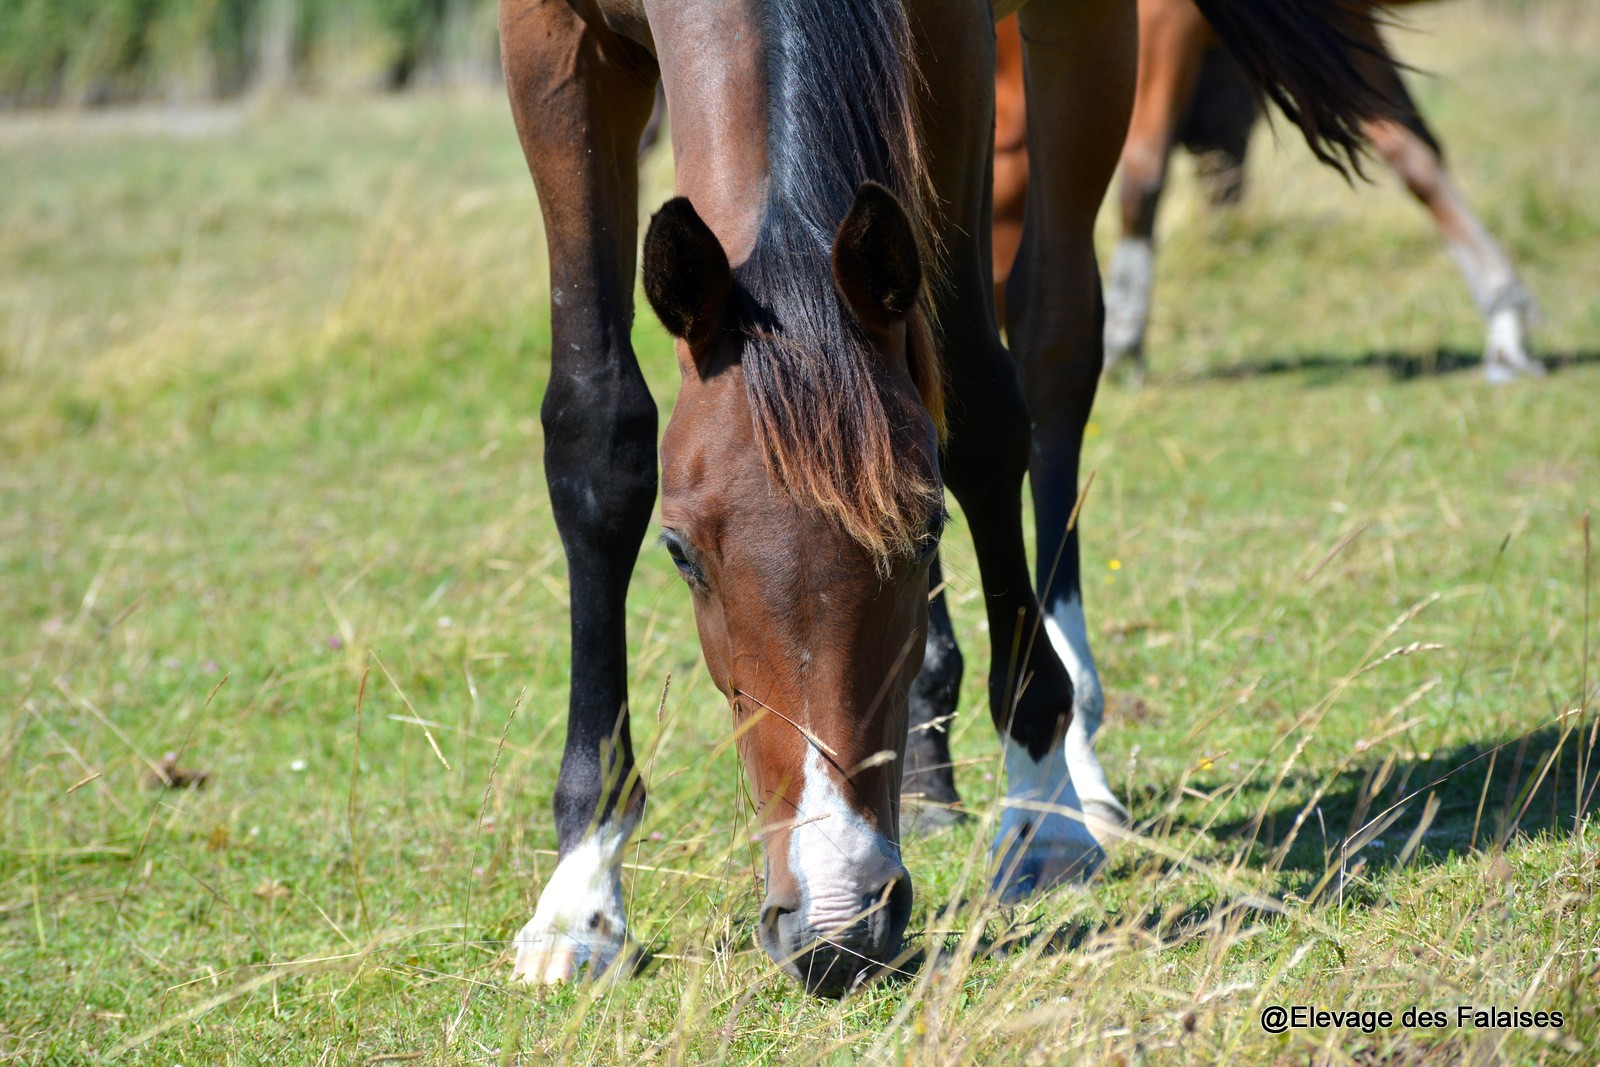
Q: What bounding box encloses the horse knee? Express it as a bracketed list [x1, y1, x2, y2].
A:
[1118, 149, 1167, 237]
[541, 360, 658, 560]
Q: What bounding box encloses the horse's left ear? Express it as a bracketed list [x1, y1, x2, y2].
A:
[832, 182, 921, 337]
[643, 197, 733, 352]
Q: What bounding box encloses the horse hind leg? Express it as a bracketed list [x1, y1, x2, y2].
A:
[500, 0, 659, 984]
[1176, 45, 1257, 209]
[1355, 46, 1541, 383]
[1105, 0, 1210, 379]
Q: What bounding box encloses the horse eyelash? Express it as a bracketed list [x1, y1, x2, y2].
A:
[659, 530, 708, 588]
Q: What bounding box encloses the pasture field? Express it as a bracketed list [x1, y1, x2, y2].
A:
[2, 3, 1598, 1063]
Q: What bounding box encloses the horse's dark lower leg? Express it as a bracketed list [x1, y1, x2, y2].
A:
[901, 0, 1101, 896]
[901, 555, 966, 832]
[976, 0, 1141, 900]
[500, 0, 658, 983]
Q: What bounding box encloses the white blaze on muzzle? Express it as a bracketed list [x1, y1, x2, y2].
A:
[786, 743, 903, 934]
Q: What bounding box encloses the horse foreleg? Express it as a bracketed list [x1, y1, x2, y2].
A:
[1105, 0, 1210, 376]
[500, 0, 659, 984]
[1365, 113, 1542, 383]
[901, 555, 967, 833]
[992, 0, 1140, 900]
[908, 0, 1104, 897]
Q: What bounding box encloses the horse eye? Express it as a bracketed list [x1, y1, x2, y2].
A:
[914, 508, 948, 563]
[659, 530, 703, 585]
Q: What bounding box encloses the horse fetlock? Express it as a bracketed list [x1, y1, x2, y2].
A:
[1045, 596, 1132, 840]
[990, 737, 1107, 903]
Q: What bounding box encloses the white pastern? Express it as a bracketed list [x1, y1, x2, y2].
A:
[1103, 236, 1153, 368]
[991, 736, 1105, 903]
[1044, 595, 1132, 837]
[789, 745, 902, 934]
[512, 819, 633, 984]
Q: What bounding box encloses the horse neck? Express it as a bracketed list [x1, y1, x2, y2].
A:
[647, 2, 770, 267]
[649, 0, 922, 271]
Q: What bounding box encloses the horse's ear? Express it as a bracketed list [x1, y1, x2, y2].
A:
[643, 197, 732, 351]
[832, 182, 921, 337]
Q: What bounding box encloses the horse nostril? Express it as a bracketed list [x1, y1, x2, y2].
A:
[760, 902, 791, 933]
[758, 902, 794, 962]
[884, 870, 913, 934]
[867, 869, 914, 951]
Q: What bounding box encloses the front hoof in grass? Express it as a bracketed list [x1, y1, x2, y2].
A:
[1081, 795, 1133, 841]
[990, 830, 1105, 904]
[511, 919, 630, 985]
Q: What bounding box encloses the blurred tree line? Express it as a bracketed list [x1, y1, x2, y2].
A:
[0, 0, 502, 107]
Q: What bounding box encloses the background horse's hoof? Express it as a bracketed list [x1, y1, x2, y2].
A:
[1104, 349, 1148, 389]
[1482, 307, 1544, 384]
[511, 920, 630, 985]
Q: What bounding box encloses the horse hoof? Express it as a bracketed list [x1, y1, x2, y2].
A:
[511, 919, 627, 985]
[991, 833, 1105, 904]
[1081, 796, 1132, 840]
[1108, 352, 1147, 389]
[1482, 307, 1544, 384]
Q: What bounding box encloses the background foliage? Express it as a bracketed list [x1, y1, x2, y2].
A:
[0, 0, 496, 106]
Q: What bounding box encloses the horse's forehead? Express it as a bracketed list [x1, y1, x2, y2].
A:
[662, 360, 758, 468]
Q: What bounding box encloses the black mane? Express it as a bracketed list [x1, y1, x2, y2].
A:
[732, 0, 943, 563]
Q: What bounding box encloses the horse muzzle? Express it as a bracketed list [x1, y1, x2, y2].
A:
[759, 862, 913, 997]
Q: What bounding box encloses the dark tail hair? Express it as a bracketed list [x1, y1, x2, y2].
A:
[1191, 0, 1400, 175]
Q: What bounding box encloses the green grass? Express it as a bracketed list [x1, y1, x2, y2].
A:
[2, 3, 1598, 1063]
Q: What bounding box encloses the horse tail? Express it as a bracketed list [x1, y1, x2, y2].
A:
[1191, 0, 1399, 176]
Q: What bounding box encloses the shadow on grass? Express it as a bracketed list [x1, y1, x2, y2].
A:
[1202, 721, 1599, 891]
[617, 723, 1598, 986]
[1187, 348, 1600, 385]
[961, 720, 1597, 968]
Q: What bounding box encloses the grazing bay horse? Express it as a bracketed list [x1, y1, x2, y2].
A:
[993, 0, 1543, 381]
[500, 0, 1388, 997]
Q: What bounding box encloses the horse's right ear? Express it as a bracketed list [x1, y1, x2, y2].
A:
[643, 198, 732, 352]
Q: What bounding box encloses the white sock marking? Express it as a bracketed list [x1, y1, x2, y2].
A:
[992, 735, 1104, 899]
[1044, 593, 1130, 834]
[512, 817, 633, 984]
[1104, 236, 1153, 364]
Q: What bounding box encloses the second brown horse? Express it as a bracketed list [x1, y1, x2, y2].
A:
[994, 0, 1543, 382]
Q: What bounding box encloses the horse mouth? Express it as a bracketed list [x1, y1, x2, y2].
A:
[760, 872, 913, 997]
